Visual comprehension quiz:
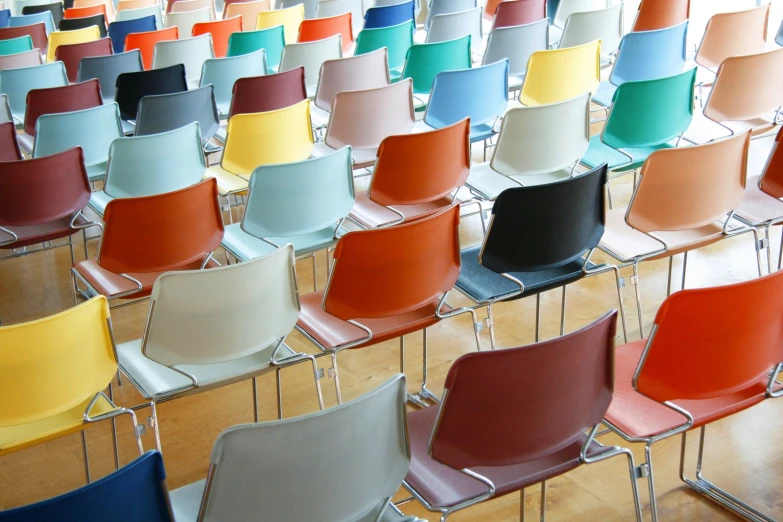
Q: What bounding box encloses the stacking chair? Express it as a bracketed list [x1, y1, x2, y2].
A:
[349, 118, 469, 229]
[466, 92, 590, 203]
[0, 9, 8, 27]
[108, 15, 156, 54]
[312, 79, 414, 169]
[0, 47, 40, 69]
[604, 271, 783, 522]
[63, 3, 106, 24]
[77, 49, 142, 102]
[71, 178, 224, 304]
[169, 0, 215, 18]
[152, 34, 214, 88]
[117, 0, 160, 13]
[424, 0, 474, 29]
[21, 1, 62, 29]
[354, 20, 412, 80]
[47, 26, 100, 61]
[54, 37, 110, 81]
[124, 26, 178, 69]
[34, 103, 123, 182]
[0, 94, 10, 123]
[226, 25, 282, 70]
[363, 0, 414, 30]
[255, 4, 303, 44]
[169, 375, 423, 522]
[488, 0, 545, 28]
[8, 11, 54, 35]
[199, 49, 266, 116]
[482, 18, 546, 92]
[279, 34, 341, 98]
[425, 7, 481, 51]
[557, 3, 622, 61]
[519, 39, 599, 106]
[632, 0, 689, 31]
[0, 121, 21, 159]
[224, 0, 269, 31]
[164, 7, 211, 39]
[693, 4, 770, 77]
[13, 0, 53, 15]
[58, 13, 107, 37]
[316, 0, 363, 37]
[114, 64, 187, 121]
[298, 12, 352, 53]
[401, 35, 471, 107]
[0, 28, 40, 55]
[279, 0, 318, 20]
[192, 16, 241, 57]
[134, 87, 219, 147]
[0, 451, 173, 522]
[547, 0, 604, 44]
[0, 297, 144, 482]
[115, 4, 164, 30]
[0, 61, 66, 122]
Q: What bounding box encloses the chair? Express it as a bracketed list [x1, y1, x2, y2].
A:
[0, 61, 67, 122]
[63, 3, 106, 24]
[313, 79, 414, 168]
[298, 12, 352, 53]
[0, 28, 40, 55]
[164, 7, 212, 39]
[117, 0, 158, 11]
[124, 26, 178, 69]
[279, 0, 318, 20]
[8, 11, 54, 35]
[401, 35, 471, 104]
[519, 39, 599, 106]
[0, 93, 10, 123]
[354, 20, 412, 80]
[199, 49, 266, 116]
[226, 25, 282, 70]
[108, 15, 156, 54]
[134, 87, 219, 147]
[255, 4, 303, 44]
[488, 0, 545, 28]
[54, 36, 111, 81]
[0, 8, 9, 27]
[77, 50, 143, 102]
[58, 13, 106, 37]
[224, 0, 269, 31]
[46, 25, 99, 62]
[115, 4, 164, 30]
[152, 34, 214, 88]
[0, 47, 40, 69]
[71, 178, 224, 303]
[115, 63, 187, 121]
[21, 2, 62, 30]
[0, 120, 21, 159]
[424, 0, 474, 29]
[558, 3, 622, 60]
[71, 0, 114, 18]
[169, 375, 421, 522]
[90, 122, 207, 215]
[169, 0, 215, 19]
[694, 4, 769, 73]
[13, 0, 54, 15]
[192, 16, 241, 57]
[206, 98, 313, 196]
[482, 19, 546, 92]
[777, 16, 783, 47]
[316, 0, 362, 37]
[632, 0, 689, 32]
[279, 34, 341, 98]
[34, 102, 123, 182]
[425, 7, 481, 51]
[349, 118, 469, 229]
[466, 92, 590, 202]
[363, 0, 413, 29]
[547, 0, 602, 43]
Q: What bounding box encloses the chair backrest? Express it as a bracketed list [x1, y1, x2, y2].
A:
[99, 178, 223, 274]
[354, 19, 412, 72]
[77, 49, 142, 100]
[632, 0, 689, 32]
[9, 10, 53, 34]
[759, 127, 783, 199]
[324, 204, 460, 320]
[279, 34, 341, 92]
[428, 311, 616, 469]
[695, 4, 769, 71]
[0, 120, 21, 159]
[0, 94, 11, 123]
[489, 0, 545, 29]
[14, 0, 55, 16]
[0, 47, 40, 69]
[200, 49, 265, 110]
[152, 34, 214, 85]
[58, 13, 107, 37]
[24, 77, 101, 136]
[0, 8, 8, 27]
[314, 48, 389, 112]
[124, 26, 178, 69]
[63, 3, 106, 22]
[0, 61, 66, 118]
[192, 16, 241, 57]
[550, 0, 599, 27]
[426, 6, 481, 48]
[279, 0, 318, 20]
[559, 3, 621, 54]
[603, 68, 695, 150]
[135, 86, 220, 142]
[199, 374, 409, 522]
[47, 25, 100, 62]
[117, 0, 158, 13]
[316, 0, 362, 37]
[226, 25, 282, 69]
[0, 26, 40, 54]
[519, 39, 599, 106]
[228, 65, 305, 116]
[115, 4, 164, 30]
[425, 0, 473, 28]
[627, 131, 749, 236]
[108, 15, 156, 54]
[482, 18, 546, 78]
[170, 0, 215, 18]
[298, 12, 352, 52]
[54, 36, 111, 82]
[609, 21, 687, 87]
[164, 7, 212, 39]
[221, 98, 313, 174]
[704, 48, 783, 125]
[21, 1, 62, 29]
[0, 296, 117, 428]
[224, 0, 269, 31]
[363, 0, 413, 30]
[255, 4, 303, 44]
[115, 63, 187, 120]
[401, 34, 470, 94]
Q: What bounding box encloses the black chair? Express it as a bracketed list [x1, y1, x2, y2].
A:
[22, 1, 64, 28]
[456, 163, 628, 347]
[115, 64, 187, 122]
[135, 85, 221, 150]
[59, 14, 108, 38]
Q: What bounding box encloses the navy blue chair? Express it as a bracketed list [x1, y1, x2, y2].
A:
[0, 451, 173, 522]
[108, 15, 157, 54]
[364, 0, 415, 29]
[0, 9, 9, 29]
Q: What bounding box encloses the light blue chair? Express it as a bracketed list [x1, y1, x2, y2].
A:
[0, 93, 11, 122]
[592, 21, 688, 108]
[424, 0, 475, 30]
[221, 146, 355, 265]
[226, 26, 284, 72]
[8, 10, 53, 35]
[0, 34, 32, 57]
[0, 9, 11, 28]
[108, 15, 156, 54]
[33, 103, 123, 182]
[364, 1, 415, 30]
[0, 61, 66, 122]
[199, 49, 266, 117]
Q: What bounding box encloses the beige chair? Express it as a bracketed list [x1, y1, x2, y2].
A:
[695, 3, 770, 72]
[116, 0, 158, 13]
[279, 34, 342, 98]
[170, 0, 216, 20]
[224, 0, 270, 31]
[165, 7, 213, 36]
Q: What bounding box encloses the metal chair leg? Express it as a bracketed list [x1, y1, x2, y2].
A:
[486, 302, 497, 350]
[632, 262, 645, 338]
[535, 293, 541, 342]
[559, 286, 567, 336]
[108, 382, 120, 470]
[252, 376, 259, 422]
[539, 481, 546, 522]
[681, 251, 688, 290]
[764, 225, 773, 275]
[331, 351, 343, 405]
[81, 430, 91, 484]
[644, 443, 659, 522]
[149, 401, 162, 452]
[666, 257, 674, 297]
[520, 488, 525, 522]
[611, 266, 629, 343]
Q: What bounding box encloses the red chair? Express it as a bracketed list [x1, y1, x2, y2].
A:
[604, 271, 783, 521]
[0, 121, 22, 161]
[64, 4, 108, 24]
[632, 0, 690, 32]
[192, 16, 242, 57]
[485, 0, 544, 24]
[54, 37, 112, 82]
[0, 24, 47, 55]
[297, 12, 353, 53]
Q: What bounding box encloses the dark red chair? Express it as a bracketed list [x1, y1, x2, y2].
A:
[54, 37, 113, 82]
[0, 23, 48, 54]
[486, 0, 545, 26]
[403, 311, 643, 522]
[0, 121, 22, 161]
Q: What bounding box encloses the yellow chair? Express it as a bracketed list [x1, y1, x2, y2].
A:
[255, 4, 304, 44]
[46, 26, 102, 63]
[0, 297, 143, 478]
[206, 98, 314, 197]
[519, 39, 601, 107]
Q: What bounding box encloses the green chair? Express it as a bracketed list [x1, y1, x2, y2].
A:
[226, 26, 285, 73]
[401, 34, 471, 108]
[355, 20, 414, 81]
[0, 35, 33, 56]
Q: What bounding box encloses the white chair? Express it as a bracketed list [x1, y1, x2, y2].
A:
[152, 34, 215, 89]
[169, 375, 423, 522]
[558, 3, 623, 63]
[165, 7, 213, 37]
[549, 0, 604, 45]
[482, 18, 548, 91]
[316, 0, 363, 37]
[424, 0, 474, 29]
[466, 92, 590, 201]
[279, 0, 318, 19]
[200, 49, 267, 117]
[170, 0, 217, 20]
[279, 34, 342, 98]
[115, 4, 164, 30]
[425, 6, 482, 51]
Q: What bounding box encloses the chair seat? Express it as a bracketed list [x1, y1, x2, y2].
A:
[682, 111, 736, 145]
[87, 189, 114, 217]
[456, 245, 594, 303]
[605, 340, 771, 439]
[306, 84, 316, 99]
[296, 291, 447, 350]
[548, 23, 563, 47]
[735, 175, 783, 225]
[215, 101, 230, 118]
[582, 135, 672, 172]
[591, 81, 617, 107]
[16, 131, 33, 154]
[465, 162, 573, 201]
[311, 104, 330, 129]
[404, 405, 609, 509]
[121, 119, 135, 135]
[349, 191, 453, 228]
[390, 67, 403, 82]
[508, 73, 523, 91]
[0, 213, 91, 250]
[117, 338, 293, 400]
[204, 165, 249, 195]
[221, 222, 343, 262]
[311, 141, 376, 169]
[215, 123, 227, 142]
[86, 161, 109, 182]
[169, 479, 205, 522]
[412, 91, 430, 111]
[0, 393, 116, 454]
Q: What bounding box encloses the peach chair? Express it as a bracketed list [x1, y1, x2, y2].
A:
[224, 0, 270, 31]
[192, 16, 241, 57]
[124, 26, 178, 69]
[71, 0, 114, 22]
[298, 12, 353, 53]
[116, 0, 159, 13]
[632, 0, 689, 31]
[695, 4, 770, 73]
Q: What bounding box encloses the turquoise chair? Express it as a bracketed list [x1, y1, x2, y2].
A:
[8, 11, 54, 35]
[33, 103, 123, 182]
[582, 68, 696, 175]
[0, 61, 66, 122]
[87, 122, 207, 217]
[401, 35, 471, 107]
[200, 49, 266, 117]
[226, 26, 284, 72]
[0, 34, 33, 57]
[355, 20, 414, 81]
[221, 146, 355, 265]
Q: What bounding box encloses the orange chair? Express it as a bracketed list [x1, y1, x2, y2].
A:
[295, 204, 482, 405]
[64, 4, 108, 24]
[71, 178, 224, 305]
[604, 270, 783, 521]
[192, 16, 242, 58]
[348, 118, 470, 229]
[632, 0, 689, 31]
[298, 12, 353, 54]
[124, 26, 179, 70]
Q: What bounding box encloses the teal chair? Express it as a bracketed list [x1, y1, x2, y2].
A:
[226, 26, 284, 72]
[8, 11, 55, 35]
[200, 49, 266, 117]
[355, 20, 414, 81]
[0, 61, 67, 122]
[0, 35, 33, 57]
[401, 34, 471, 108]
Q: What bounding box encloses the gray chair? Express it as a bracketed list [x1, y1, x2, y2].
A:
[0, 94, 12, 124]
[134, 85, 220, 149]
[77, 50, 143, 103]
[279, 0, 318, 19]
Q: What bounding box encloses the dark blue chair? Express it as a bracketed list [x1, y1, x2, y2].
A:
[0, 451, 174, 522]
[108, 15, 157, 54]
[363, 0, 415, 29]
[0, 9, 12, 29]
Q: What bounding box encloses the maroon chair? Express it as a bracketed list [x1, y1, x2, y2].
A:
[490, 0, 546, 29]
[228, 66, 307, 117]
[55, 38, 113, 83]
[402, 311, 643, 521]
[19, 79, 103, 153]
[0, 23, 48, 54]
[0, 121, 22, 161]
